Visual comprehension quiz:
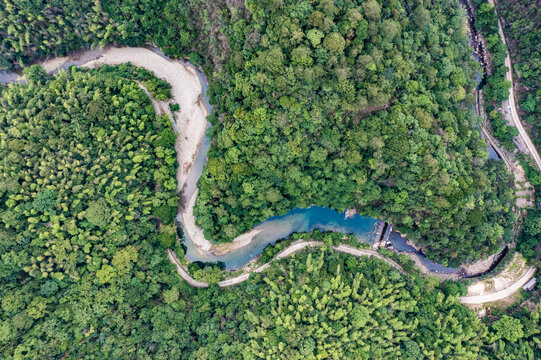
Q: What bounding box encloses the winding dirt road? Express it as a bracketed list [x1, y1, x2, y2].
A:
[171, 238, 534, 306]
[333, 244, 407, 275]
[167, 249, 209, 288]
[488, 0, 541, 171]
[167, 240, 407, 288]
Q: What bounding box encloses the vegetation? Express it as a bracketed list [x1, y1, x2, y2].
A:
[192, 0, 515, 264]
[517, 210, 541, 266]
[0, 0, 235, 73]
[472, 0, 516, 149]
[0, 2, 538, 359]
[240, 247, 484, 359]
[3, 199, 541, 359]
[0, 0, 123, 70]
[473, 1, 511, 103]
[518, 154, 541, 186]
[0, 65, 181, 358]
[0, 0, 518, 263]
[0, 66, 534, 358]
[484, 308, 541, 359]
[497, 0, 541, 156]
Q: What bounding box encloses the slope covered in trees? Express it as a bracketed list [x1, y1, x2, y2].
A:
[0, 65, 182, 357]
[0, 0, 115, 69]
[0, 67, 535, 357]
[240, 248, 484, 359]
[0, 0, 517, 263]
[0, 1, 538, 359]
[0, 0, 223, 71]
[472, 1, 517, 150]
[2, 216, 540, 358]
[192, 0, 516, 264]
[496, 0, 541, 155]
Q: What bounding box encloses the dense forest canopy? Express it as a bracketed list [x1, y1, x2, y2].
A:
[0, 66, 182, 357]
[193, 0, 515, 264]
[0, 0, 517, 263]
[478, 0, 541, 264]
[0, 0, 115, 69]
[494, 0, 541, 188]
[0, 65, 534, 360]
[0, 0, 539, 354]
[496, 0, 541, 155]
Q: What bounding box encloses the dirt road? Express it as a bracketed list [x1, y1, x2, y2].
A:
[171, 238, 532, 305]
[459, 266, 536, 304]
[167, 240, 408, 288]
[218, 242, 407, 287]
[167, 249, 209, 288]
[332, 244, 407, 275]
[487, 0, 541, 171]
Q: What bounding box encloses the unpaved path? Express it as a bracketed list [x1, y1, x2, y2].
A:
[218, 241, 322, 287]
[33, 46, 534, 304]
[167, 240, 407, 288]
[478, 88, 534, 208]
[128, 45, 537, 305]
[167, 249, 209, 288]
[487, 0, 541, 171]
[460, 266, 536, 304]
[137, 83, 177, 132]
[171, 239, 533, 305]
[459, 253, 536, 305]
[332, 244, 407, 275]
[482, 125, 534, 208]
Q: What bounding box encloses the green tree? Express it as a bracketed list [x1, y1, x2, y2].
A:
[85, 198, 111, 228]
[492, 315, 524, 342]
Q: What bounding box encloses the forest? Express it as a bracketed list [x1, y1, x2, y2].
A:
[191, 0, 516, 264]
[0, 0, 539, 358]
[472, 0, 516, 150]
[495, 0, 541, 189]
[0, 58, 534, 360]
[0, 0, 519, 264]
[496, 0, 541, 156]
[477, 0, 541, 264]
[0, 66, 182, 357]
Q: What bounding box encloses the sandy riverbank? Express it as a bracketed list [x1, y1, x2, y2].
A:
[81, 47, 210, 195]
[78, 47, 226, 254]
[27, 45, 263, 258]
[180, 190, 263, 256]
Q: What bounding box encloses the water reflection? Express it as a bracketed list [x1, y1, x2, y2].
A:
[183, 206, 379, 270]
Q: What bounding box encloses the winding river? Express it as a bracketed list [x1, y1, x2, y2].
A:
[2, 42, 504, 276]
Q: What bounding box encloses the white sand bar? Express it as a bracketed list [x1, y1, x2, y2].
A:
[81, 47, 220, 253]
[81, 47, 209, 195]
[37, 46, 263, 256]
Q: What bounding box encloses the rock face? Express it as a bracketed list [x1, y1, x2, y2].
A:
[344, 208, 357, 219]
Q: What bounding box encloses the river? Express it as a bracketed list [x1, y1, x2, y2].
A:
[4, 45, 498, 275]
[168, 55, 460, 273]
[183, 206, 379, 269]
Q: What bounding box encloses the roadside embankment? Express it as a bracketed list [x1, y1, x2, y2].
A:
[459, 253, 536, 304]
